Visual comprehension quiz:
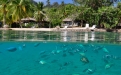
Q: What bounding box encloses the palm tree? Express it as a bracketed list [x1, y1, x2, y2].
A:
[10, 0, 33, 28]
[34, 2, 46, 28]
[0, 0, 10, 27]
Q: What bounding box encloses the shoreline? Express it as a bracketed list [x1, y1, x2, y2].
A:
[0, 28, 120, 32]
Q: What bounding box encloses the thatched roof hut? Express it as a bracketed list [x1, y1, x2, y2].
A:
[63, 18, 73, 21]
[21, 17, 36, 23]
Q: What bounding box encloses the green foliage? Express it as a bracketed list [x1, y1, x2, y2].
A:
[0, 0, 121, 29]
[98, 6, 119, 29]
[46, 7, 62, 27]
[33, 1, 46, 28]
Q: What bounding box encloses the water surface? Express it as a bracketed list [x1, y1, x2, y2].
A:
[0, 30, 121, 75]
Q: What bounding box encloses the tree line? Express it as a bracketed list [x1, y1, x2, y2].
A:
[0, 0, 121, 29]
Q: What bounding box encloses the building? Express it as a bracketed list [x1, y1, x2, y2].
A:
[61, 18, 79, 28]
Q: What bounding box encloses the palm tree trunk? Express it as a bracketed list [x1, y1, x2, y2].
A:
[81, 20, 83, 27]
[19, 20, 22, 28]
[37, 19, 40, 28]
[3, 5, 7, 28]
[2, 14, 9, 28]
[3, 13, 6, 25]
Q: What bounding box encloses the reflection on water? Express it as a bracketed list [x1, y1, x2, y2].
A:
[84, 32, 88, 42]
[0, 30, 121, 44]
[61, 31, 68, 41]
[90, 31, 95, 41]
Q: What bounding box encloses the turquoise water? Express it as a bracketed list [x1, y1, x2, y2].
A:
[0, 30, 121, 75]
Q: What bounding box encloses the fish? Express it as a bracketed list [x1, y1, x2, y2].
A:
[86, 68, 96, 74]
[93, 46, 103, 53]
[7, 47, 17, 52]
[103, 48, 109, 53]
[22, 44, 26, 47]
[81, 56, 89, 63]
[40, 54, 49, 58]
[83, 68, 88, 72]
[18, 46, 22, 51]
[79, 44, 84, 48]
[51, 59, 58, 63]
[78, 44, 87, 52]
[39, 60, 46, 65]
[68, 51, 74, 55]
[39, 50, 46, 55]
[34, 43, 40, 47]
[83, 65, 96, 74]
[63, 62, 71, 66]
[105, 63, 113, 69]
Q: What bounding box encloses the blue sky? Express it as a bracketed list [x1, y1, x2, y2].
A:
[34, 0, 73, 4]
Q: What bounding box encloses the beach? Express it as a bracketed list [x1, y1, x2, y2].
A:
[0, 28, 120, 32]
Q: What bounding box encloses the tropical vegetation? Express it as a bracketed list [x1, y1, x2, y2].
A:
[0, 0, 121, 29]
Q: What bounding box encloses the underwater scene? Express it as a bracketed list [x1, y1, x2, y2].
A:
[0, 30, 121, 75]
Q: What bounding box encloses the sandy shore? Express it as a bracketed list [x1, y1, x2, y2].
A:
[0, 28, 121, 32]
